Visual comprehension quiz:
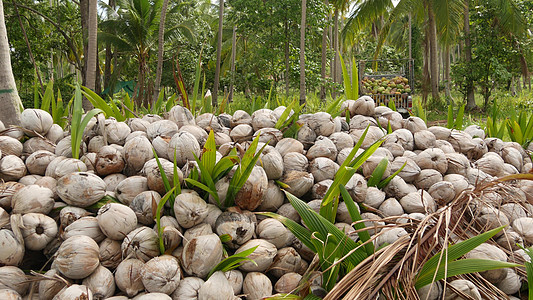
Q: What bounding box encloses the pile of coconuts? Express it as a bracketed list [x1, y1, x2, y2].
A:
[0, 96, 533, 300]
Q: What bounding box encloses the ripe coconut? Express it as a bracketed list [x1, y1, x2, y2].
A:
[128, 118, 150, 132]
[95, 146, 125, 176]
[344, 173, 367, 203]
[378, 111, 403, 131]
[11, 185, 54, 215]
[169, 105, 195, 127]
[147, 120, 179, 141]
[402, 116, 427, 133]
[130, 191, 162, 225]
[0, 215, 24, 266]
[413, 130, 436, 150]
[140, 255, 181, 295]
[173, 193, 208, 229]
[115, 258, 145, 297]
[308, 112, 335, 137]
[234, 166, 268, 211]
[172, 277, 204, 300]
[309, 157, 339, 182]
[82, 265, 116, 299]
[55, 235, 100, 279]
[256, 218, 288, 249]
[23, 137, 55, 155]
[384, 128, 414, 151]
[196, 113, 225, 133]
[46, 123, 65, 143]
[99, 238, 122, 269]
[20, 213, 57, 251]
[391, 156, 420, 182]
[45, 157, 88, 179]
[97, 203, 138, 240]
[123, 136, 154, 176]
[0, 266, 29, 296]
[168, 132, 201, 167]
[464, 243, 508, 283]
[296, 122, 316, 149]
[231, 110, 252, 127]
[364, 187, 386, 209]
[0, 136, 23, 157]
[283, 152, 308, 173]
[0, 155, 26, 181]
[215, 211, 255, 249]
[106, 122, 131, 145]
[415, 148, 448, 174]
[362, 156, 391, 179]
[62, 216, 105, 243]
[243, 272, 273, 300]
[269, 247, 301, 278]
[18, 174, 42, 186]
[198, 271, 234, 300]
[183, 223, 212, 241]
[254, 128, 284, 146]
[25, 150, 56, 175]
[312, 180, 333, 199]
[38, 269, 69, 300]
[275, 138, 304, 157]
[329, 132, 354, 151]
[428, 181, 456, 205]
[257, 180, 285, 212]
[383, 176, 416, 199]
[251, 109, 277, 131]
[122, 226, 159, 262]
[258, 146, 284, 180]
[379, 198, 405, 217]
[282, 171, 314, 198]
[445, 152, 470, 176]
[236, 239, 277, 272]
[413, 169, 443, 190]
[115, 176, 149, 205]
[306, 136, 337, 161]
[144, 158, 183, 195]
[400, 191, 436, 214]
[20, 108, 53, 136]
[474, 152, 505, 177]
[56, 172, 106, 207]
[182, 234, 223, 278]
[352, 96, 375, 116]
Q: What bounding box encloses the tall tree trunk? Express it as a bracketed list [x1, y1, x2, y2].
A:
[422, 29, 430, 106]
[81, 0, 88, 86]
[320, 3, 328, 101]
[427, 1, 440, 102]
[0, 0, 22, 126]
[408, 13, 412, 60]
[84, 0, 97, 110]
[212, 0, 224, 108]
[299, 0, 307, 105]
[285, 19, 290, 98]
[153, 0, 170, 104]
[332, 8, 339, 98]
[103, 0, 115, 91]
[464, 0, 476, 109]
[444, 44, 453, 102]
[229, 25, 236, 102]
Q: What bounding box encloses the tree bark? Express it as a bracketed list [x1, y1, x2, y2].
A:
[427, 1, 440, 102]
[83, 0, 97, 110]
[332, 8, 339, 98]
[212, 0, 224, 108]
[153, 0, 170, 104]
[422, 29, 430, 106]
[0, 0, 23, 126]
[464, 0, 476, 109]
[285, 18, 290, 98]
[104, 0, 115, 92]
[229, 25, 236, 102]
[320, 3, 328, 101]
[299, 0, 307, 105]
[444, 45, 453, 102]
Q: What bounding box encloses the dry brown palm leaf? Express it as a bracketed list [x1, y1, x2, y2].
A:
[325, 173, 533, 300]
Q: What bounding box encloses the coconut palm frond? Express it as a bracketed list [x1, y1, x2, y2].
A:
[325, 174, 533, 299]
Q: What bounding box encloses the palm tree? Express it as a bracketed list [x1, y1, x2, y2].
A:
[153, 0, 170, 103]
[300, 0, 307, 105]
[212, 0, 224, 108]
[84, 0, 97, 110]
[0, 0, 22, 126]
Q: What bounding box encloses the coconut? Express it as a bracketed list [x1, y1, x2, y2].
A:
[364, 187, 386, 208]
[243, 272, 272, 300]
[428, 181, 455, 205]
[296, 123, 316, 149]
[282, 171, 314, 198]
[269, 247, 301, 278]
[500, 203, 528, 224]
[340, 100, 356, 117]
[236, 239, 277, 272]
[128, 118, 150, 132]
[329, 132, 354, 151]
[375, 227, 409, 249]
[82, 265, 116, 299]
[283, 152, 308, 173]
[496, 228, 523, 251]
[464, 124, 485, 139]
[172, 277, 204, 300]
[416, 282, 441, 300]
[182, 234, 223, 278]
[130, 191, 162, 225]
[93, 146, 124, 176]
[158, 216, 183, 252]
[312, 179, 333, 199]
[196, 113, 225, 133]
[378, 111, 403, 131]
[97, 203, 138, 240]
[46, 124, 64, 143]
[251, 109, 277, 131]
[254, 128, 284, 146]
[445, 152, 470, 176]
[414, 148, 448, 174]
[0, 155, 26, 181]
[105, 122, 131, 146]
[435, 140, 455, 154]
[349, 115, 378, 130]
[413, 130, 436, 150]
[99, 238, 122, 269]
[352, 96, 375, 116]
[88, 136, 106, 153]
[344, 173, 367, 203]
[168, 132, 201, 167]
[197, 271, 234, 300]
[379, 198, 405, 217]
[45, 157, 87, 179]
[115, 258, 145, 297]
[464, 243, 508, 283]
[256, 218, 288, 249]
[38, 269, 69, 300]
[11, 185, 54, 215]
[512, 217, 533, 244]
[20, 108, 53, 136]
[502, 146, 523, 173]
[115, 176, 149, 205]
[447, 130, 476, 155]
[152, 136, 171, 160]
[215, 211, 255, 249]
[474, 152, 505, 177]
[275, 138, 304, 157]
[391, 156, 420, 182]
[20, 213, 57, 251]
[18, 174, 41, 185]
[173, 193, 208, 229]
[231, 110, 252, 127]
[0, 266, 29, 296]
[25, 150, 56, 176]
[103, 173, 127, 191]
[122, 226, 159, 262]
[309, 157, 339, 182]
[258, 147, 283, 180]
[54, 284, 93, 300]
[274, 272, 302, 294]
[183, 223, 212, 242]
[144, 158, 182, 195]
[306, 136, 337, 161]
[23, 137, 55, 155]
[140, 255, 181, 295]
[62, 216, 105, 243]
[0, 215, 24, 266]
[402, 116, 427, 133]
[0, 136, 23, 158]
[122, 136, 154, 176]
[400, 191, 436, 214]
[214, 132, 232, 146]
[383, 128, 414, 151]
[230, 124, 253, 143]
[413, 169, 442, 190]
[147, 120, 179, 141]
[56, 172, 106, 207]
[55, 135, 86, 158]
[362, 156, 391, 179]
[308, 112, 335, 137]
[169, 106, 195, 127]
[55, 235, 100, 279]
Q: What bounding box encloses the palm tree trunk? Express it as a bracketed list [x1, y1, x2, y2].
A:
[422, 29, 430, 106]
[320, 7, 327, 101]
[332, 8, 339, 98]
[464, 0, 476, 109]
[153, 0, 170, 104]
[444, 44, 453, 102]
[229, 25, 236, 102]
[0, 0, 22, 126]
[84, 0, 97, 110]
[427, 1, 440, 102]
[299, 0, 307, 105]
[285, 18, 290, 98]
[212, 0, 224, 108]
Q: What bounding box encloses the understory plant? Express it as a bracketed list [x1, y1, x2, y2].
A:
[506, 108, 533, 148]
[367, 158, 406, 189]
[37, 81, 72, 129]
[339, 53, 359, 100]
[71, 84, 102, 159]
[81, 86, 134, 121]
[486, 102, 506, 139]
[446, 102, 466, 130]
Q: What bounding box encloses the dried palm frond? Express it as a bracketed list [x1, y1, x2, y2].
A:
[325, 173, 533, 300]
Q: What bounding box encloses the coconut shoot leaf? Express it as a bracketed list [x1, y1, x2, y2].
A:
[172, 150, 181, 207]
[155, 186, 177, 255]
[388, 97, 396, 111]
[367, 158, 389, 187]
[378, 161, 407, 189]
[416, 225, 506, 288]
[454, 104, 465, 130]
[339, 53, 352, 100]
[207, 246, 258, 279]
[351, 57, 359, 98]
[275, 98, 297, 129]
[415, 259, 520, 289]
[267, 295, 302, 300]
[338, 185, 373, 255]
[517, 245, 533, 300]
[219, 234, 232, 243]
[446, 104, 454, 129]
[41, 81, 54, 113]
